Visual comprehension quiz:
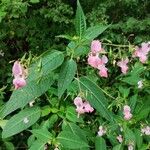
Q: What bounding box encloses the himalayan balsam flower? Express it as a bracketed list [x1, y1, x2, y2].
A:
[133, 42, 150, 63]
[91, 40, 103, 54]
[116, 135, 123, 143]
[123, 105, 132, 120]
[98, 126, 106, 136]
[141, 126, 150, 135]
[137, 80, 143, 88]
[74, 97, 94, 117]
[87, 53, 101, 68]
[87, 40, 109, 78]
[12, 61, 27, 89]
[117, 58, 129, 74]
[97, 55, 108, 78]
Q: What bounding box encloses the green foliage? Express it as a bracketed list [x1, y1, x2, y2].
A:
[95, 137, 107, 150]
[2, 107, 41, 138]
[0, 0, 149, 149]
[58, 59, 77, 98]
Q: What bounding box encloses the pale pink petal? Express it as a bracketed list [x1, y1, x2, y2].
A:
[13, 77, 26, 89]
[91, 40, 102, 54]
[123, 105, 131, 112]
[117, 58, 129, 74]
[74, 97, 83, 107]
[88, 54, 102, 68]
[12, 61, 23, 77]
[83, 101, 94, 113]
[98, 65, 108, 78]
[101, 55, 108, 64]
[124, 112, 132, 120]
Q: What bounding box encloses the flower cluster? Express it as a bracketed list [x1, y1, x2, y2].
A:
[141, 126, 150, 135]
[88, 41, 150, 77]
[87, 40, 108, 77]
[74, 96, 94, 117]
[12, 61, 27, 89]
[97, 126, 106, 136]
[123, 105, 132, 120]
[133, 42, 150, 63]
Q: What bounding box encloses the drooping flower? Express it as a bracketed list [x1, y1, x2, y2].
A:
[91, 40, 103, 54]
[13, 77, 26, 90]
[12, 61, 24, 77]
[74, 96, 94, 117]
[123, 105, 132, 120]
[98, 65, 108, 78]
[133, 42, 150, 63]
[116, 135, 123, 143]
[12, 61, 27, 89]
[83, 101, 94, 113]
[98, 126, 106, 136]
[87, 53, 102, 68]
[117, 58, 129, 74]
[97, 55, 108, 78]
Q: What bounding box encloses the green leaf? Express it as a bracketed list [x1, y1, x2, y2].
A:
[0, 50, 64, 118]
[95, 137, 107, 150]
[75, 0, 86, 38]
[129, 94, 137, 111]
[30, 128, 52, 142]
[112, 144, 123, 150]
[29, 140, 46, 150]
[57, 130, 89, 149]
[58, 59, 77, 98]
[66, 106, 83, 123]
[30, 0, 40, 3]
[122, 63, 144, 85]
[135, 107, 150, 121]
[124, 127, 136, 144]
[4, 142, 15, 150]
[2, 107, 41, 138]
[134, 129, 143, 149]
[77, 77, 114, 121]
[83, 25, 108, 40]
[62, 122, 88, 143]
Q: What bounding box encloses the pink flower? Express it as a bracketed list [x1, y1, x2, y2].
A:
[97, 55, 108, 78]
[87, 53, 101, 68]
[91, 40, 103, 54]
[133, 42, 150, 63]
[74, 97, 94, 117]
[98, 65, 108, 78]
[123, 105, 131, 112]
[12, 61, 27, 89]
[116, 135, 123, 143]
[13, 77, 26, 90]
[83, 101, 94, 113]
[98, 126, 106, 136]
[123, 105, 132, 120]
[12, 61, 24, 77]
[74, 97, 83, 107]
[124, 112, 132, 120]
[117, 58, 129, 74]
